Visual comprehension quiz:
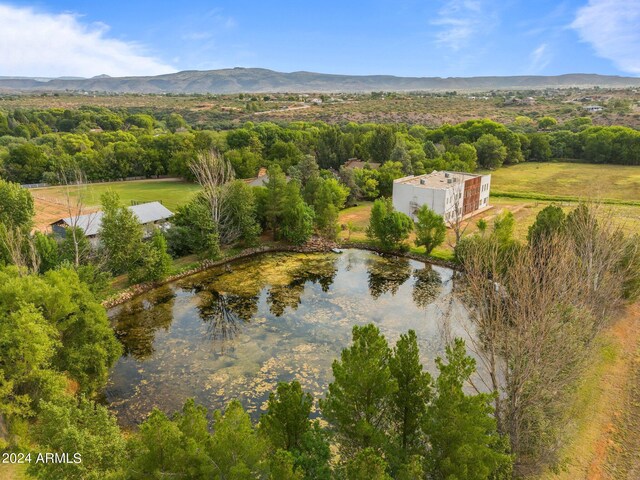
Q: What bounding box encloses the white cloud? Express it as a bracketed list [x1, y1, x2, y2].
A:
[529, 43, 551, 72]
[432, 0, 497, 51]
[571, 0, 640, 74]
[0, 4, 175, 77]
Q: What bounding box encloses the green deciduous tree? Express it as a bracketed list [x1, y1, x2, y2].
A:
[0, 302, 64, 417]
[29, 397, 126, 480]
[367, 125, 397, 163]
[414, 205, 446, 255]
[367, 198, 413, 250]
[0, 266, 121, 407]
[99, 191, 144, 275]
[377, 161, 404, 197]
[0, 178, 35, 229]
[475, 134, 507, 169]
[130, 229, 172, 284]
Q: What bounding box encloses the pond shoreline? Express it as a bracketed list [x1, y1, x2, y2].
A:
[102, 240, 460, 309]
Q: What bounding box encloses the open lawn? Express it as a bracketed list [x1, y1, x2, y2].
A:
[488, 162, 640, 202]
[31, 178, 201, 230]
[338, 195, 640, 258]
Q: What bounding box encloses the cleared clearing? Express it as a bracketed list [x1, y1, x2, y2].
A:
[488, 162, 640, 202]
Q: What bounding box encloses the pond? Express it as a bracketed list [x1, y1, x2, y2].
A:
[104, 249, 473, 426]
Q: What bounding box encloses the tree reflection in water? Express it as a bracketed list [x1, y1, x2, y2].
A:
[367, 255, 412, 299]
[412, 267, 442, 308]
[112, 286, 176, 360]
[197, 290, 259, 346]
[267, 258, 338, 316]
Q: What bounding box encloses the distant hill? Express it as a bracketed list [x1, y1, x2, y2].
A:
[1, 68, 639, 94]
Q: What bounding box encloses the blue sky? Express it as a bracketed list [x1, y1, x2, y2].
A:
[1, 0, 639, 78]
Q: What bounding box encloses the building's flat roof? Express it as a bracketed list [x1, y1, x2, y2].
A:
[394, 171, 484, 189]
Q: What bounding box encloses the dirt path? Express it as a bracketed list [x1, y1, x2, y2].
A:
[544, 303, 640, 480]
[602, 304, 640, 479]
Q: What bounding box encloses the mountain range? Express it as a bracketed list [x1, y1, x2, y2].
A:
[1, 68, 639, 94]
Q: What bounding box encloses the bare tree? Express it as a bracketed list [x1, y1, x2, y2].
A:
[566, 202, 627, 330]
[189, 149, 240, 244]
[0, 225, 40, 275]
[446, 174, 469, 247]
[459, 224, 627, 475]
[58, 169, 91, 268]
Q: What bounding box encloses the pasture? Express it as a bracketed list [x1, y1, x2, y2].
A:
[488, 162, 640, 203]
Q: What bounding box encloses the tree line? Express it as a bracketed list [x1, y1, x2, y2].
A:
[1, 107, 640, 186]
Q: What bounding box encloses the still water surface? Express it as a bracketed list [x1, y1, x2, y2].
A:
[104, 249, 471, 425]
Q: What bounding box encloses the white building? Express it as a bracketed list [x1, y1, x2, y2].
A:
[584, 105, 604, 113]
[392, 171, 491, 223]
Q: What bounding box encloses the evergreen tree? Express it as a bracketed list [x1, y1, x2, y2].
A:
[223, 180, 262, 246]
[281, 181, 314, 245]
[320, 324, 397, 456]
[261, 381, 312, 451]
[34, 232, 59, 273]
[426, 339, 513, 480]
[312, 178, 348, 240]
[389, 330, 432, 465]
[269, 450, 304, 480]
[492, 211, 516, 246]
[165, 194, 219, 258]
[264, 165, 288, 239]
[344, 448, 392, 480]
[527, 204, 566, 245]
[209, 400, 270, 479]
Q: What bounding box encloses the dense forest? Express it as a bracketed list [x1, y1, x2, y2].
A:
[1, 106, 640, 187]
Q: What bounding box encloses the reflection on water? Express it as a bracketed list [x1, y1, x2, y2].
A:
[105, 249, 472, 426]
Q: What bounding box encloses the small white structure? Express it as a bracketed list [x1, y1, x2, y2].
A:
[392, 171, 491, 223]
[584, 105, 604, 113]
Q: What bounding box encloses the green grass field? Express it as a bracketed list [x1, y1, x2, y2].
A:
[34, 179, 201, 212]
[487, 162, 640, 202]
